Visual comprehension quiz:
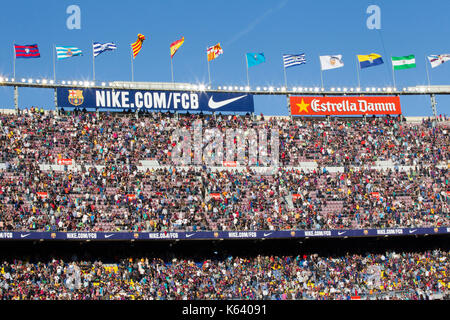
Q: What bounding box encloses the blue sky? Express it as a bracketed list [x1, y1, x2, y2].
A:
[0, 0, 450, 116]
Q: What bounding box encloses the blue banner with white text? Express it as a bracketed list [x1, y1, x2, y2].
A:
[0, 227, 448, 241]
[56, 87, 255, 113]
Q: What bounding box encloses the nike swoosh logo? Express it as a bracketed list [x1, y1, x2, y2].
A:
[208, 95, 247, 109]
[21, 234, 31, 238]
[409, 229, 417, 234]
[338, 231, 346, 236]
[186, 233, 195, 238]
[263, 233, 273, 237]
[104, 234, 114, 238]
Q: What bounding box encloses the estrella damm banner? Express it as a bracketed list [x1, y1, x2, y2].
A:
[56, 87, 254, 113]
[290, 96, 402, 116]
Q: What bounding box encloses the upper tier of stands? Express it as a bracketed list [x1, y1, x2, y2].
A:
[0, 109, 448, 232]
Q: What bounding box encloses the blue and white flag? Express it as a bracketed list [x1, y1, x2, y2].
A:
[283, 54, 306, 68]
[56, 46, 83, 60]
[93, 42, 117, 57]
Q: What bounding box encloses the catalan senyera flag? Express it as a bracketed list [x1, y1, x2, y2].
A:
[207, 43, 223, 62]
[170, 37, 184, 58]
[131, 34, 146, 59]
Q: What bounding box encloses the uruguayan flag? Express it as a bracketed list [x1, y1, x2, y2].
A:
[283, 54, 306, 68]
[93, 42, 117, 57]
[56, 46, 83, 60]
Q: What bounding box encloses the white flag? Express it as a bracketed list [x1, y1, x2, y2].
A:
[428, 54, 450, 68]
[320, 55, 344, 70]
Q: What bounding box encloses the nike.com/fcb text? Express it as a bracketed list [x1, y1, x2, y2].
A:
[57, 88, 255, 113]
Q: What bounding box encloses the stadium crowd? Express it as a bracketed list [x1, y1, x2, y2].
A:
[0, 109, 447, 232]
[0, 249, 447, 300]
[0, 110, 448, 301]
[0, 109, 448, 167]
[0, 160, 448, 232]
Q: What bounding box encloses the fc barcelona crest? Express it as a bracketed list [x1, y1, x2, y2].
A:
[68, 89, 84, 106]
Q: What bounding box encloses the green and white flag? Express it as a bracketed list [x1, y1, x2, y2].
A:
[391, 55, 416, 70]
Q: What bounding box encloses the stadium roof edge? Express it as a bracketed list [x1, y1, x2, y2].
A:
[2, 80, 450, 95]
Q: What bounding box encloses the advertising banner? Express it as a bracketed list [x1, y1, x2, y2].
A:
[0, 227, 447, 241]
[371, 192, 381, 200]
[223, 161, 237, 167]
[210, 193, 221, 200]
[57, 159, 73, 165]
[57, 87, 254, 113]
[290, 96, 401, 116]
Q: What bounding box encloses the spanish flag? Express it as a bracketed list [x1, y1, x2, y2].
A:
[170, 37, 184, 58]
[131, 34, 146, 59]
[357, 53, 384, 69]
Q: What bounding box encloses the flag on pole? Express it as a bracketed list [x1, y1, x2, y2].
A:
[14, 44, 41, 58]
[246, 53, 266, 67]
[170, 37, 184, 58]
[357, 53, 384, 69]
[427, 54, 450, 68]
[207, 43, 223, 61]
[391, 55, 416, 70]
[320, 55, 344, 70]
[131, 34, 146, 59]
[55, 46, 83, 60]
[283, 54, 306, 68]
[93, 42, 117, 57]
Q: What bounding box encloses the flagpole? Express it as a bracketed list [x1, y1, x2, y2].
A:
[392, 62, 396, 89]
[207, 60, 211, 85]
[283, 65, 290, 114]
[425, 55, 431, 87]
[131, 47, 134, 82]
[53, 44, 56, 81]
[283, 65, 288, 89]
[171, 56, 174, 83]
[207, 48, 211, 85]
[246, 54, 250, 87]
[92, 41, 95, 82]
[356, 56, 361, 89]
[320, 69, 324, 90]
[13, 41, 18, 113]
[13, 41, 16, 79]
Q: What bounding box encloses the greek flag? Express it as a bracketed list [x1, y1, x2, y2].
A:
[283, 54, 306, 68]
[55, 46, 83, 60]
[93, 42, 117, 57]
